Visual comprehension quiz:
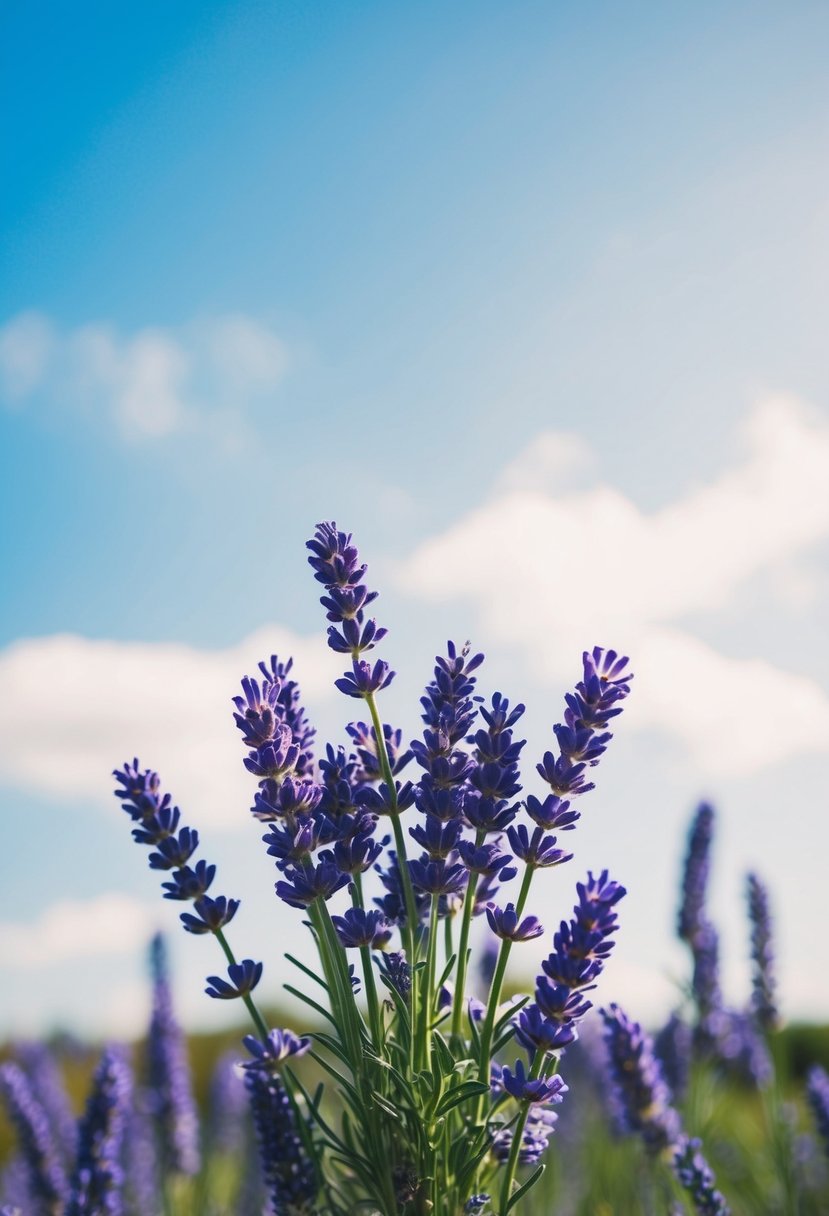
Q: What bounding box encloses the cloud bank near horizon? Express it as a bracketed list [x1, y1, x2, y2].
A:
[0, 311, 289, 440]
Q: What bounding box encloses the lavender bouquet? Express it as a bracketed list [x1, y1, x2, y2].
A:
[112, 522, 633, 1216]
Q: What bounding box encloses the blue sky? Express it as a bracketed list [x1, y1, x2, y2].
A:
[2, 1, 829, 1037]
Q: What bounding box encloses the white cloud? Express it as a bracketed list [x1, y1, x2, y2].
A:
[401, 397, 829, 776]
[0, 311, 55, 401]
[0, 893, 156, 968]
[0, 311, 289, 440]
[0, 626, 340, 829]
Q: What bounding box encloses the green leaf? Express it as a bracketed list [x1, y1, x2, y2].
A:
[505, 1163, 545, 1212]
[435, 1079, 491, 1117]
[371, 1090, 401, 1120]
[285, 951, 330, 990]
[283, 983, 337, 1026]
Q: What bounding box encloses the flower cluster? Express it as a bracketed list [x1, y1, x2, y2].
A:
[106, 521, 637, 1216]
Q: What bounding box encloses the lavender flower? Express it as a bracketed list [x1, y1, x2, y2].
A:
[747, 872, 778, 1031]
[205, 959, 264, 1000]
[807, 1065, 829, 1159]
[0, 1062, 68, 1216]
[599, 1004, 682, 1155]
[379, 951, 411, 1001]
[243, 1033, 316, 1214]
[65, 1045, 132, 1216]
[673, 1135, 731, 1215]
[332, 907, 393, 949]
[145, 935, 200, 1175]
[485, 903, 544, 942]
[501, 1061, 568, 1106]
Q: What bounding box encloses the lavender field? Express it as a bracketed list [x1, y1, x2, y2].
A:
[3, 522, 829, 1215]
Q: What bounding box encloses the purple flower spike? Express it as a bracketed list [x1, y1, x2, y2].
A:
[205, 959, 263, 1000]
[332, 907, 393, 950]
[485, 903, 544, 943]
[242, 1029, 311, 1073]
[307, 522, 387, 662]
[502, 1060, 568, 1105]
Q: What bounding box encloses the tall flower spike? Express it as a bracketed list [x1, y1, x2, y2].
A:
[145, 935, 201, 1176]
[307, 521, 389, 661]
[65, 1045, 132, 1216]
[0, 1062, 68, 1216]
[746, 872, 778, 1032]
[536, 648, 632, 799]
[113, 761, 241, 937]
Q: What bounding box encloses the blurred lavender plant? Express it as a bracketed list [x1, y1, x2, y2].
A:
[0, 1062, 68, 1216]
[111, 520, 633, 1215]
[807, 1066, 829, 1161]
[600, 1004, 731, 1214]
[145, 934, 201, 1177]
[65, 1045, 132, 1216]
[747, 873, 778, 1033]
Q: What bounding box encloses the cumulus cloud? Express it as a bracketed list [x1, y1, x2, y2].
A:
[0, 893, 156, 968]
[0, 311, 289, 440]
[0, 626, 340, 829]
[401, 397, 829, 776]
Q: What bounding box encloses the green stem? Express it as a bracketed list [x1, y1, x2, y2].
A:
[214, 927, 270, 1041]
[419, 895, 440, 1071]
[365, 689, 420, 1071]
[451, 830, 485, 1038]
[477, 864, 535, 1085]
[498, 1052, 548, 1215]
[352, 877, 383, 1050]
